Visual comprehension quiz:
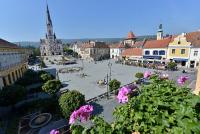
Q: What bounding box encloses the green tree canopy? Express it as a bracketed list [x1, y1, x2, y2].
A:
[59, 90, 85, 119]
[0, 85, 27, 106]
[42, 80, 61, 96]
[109, 79, 121, 92]
[40, 73, 53, 82]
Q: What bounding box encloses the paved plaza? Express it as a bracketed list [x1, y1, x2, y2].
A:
[44, 59, 197, 100]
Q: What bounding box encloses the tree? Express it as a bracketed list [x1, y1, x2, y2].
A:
[59, 90, 85, 119]
[109, 79, 121, 93]
[40, 60, 46, 68]
[167, 62, 177, 71]
[40, 73, 53, 82]
[42, 80, 61, 96]
[0, 85, 27, 107]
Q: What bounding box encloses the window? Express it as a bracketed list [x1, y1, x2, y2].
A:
[181, 49, 185, 54]
[172, 49, 175, 54]
[145, 51, 150, 55]
[153, 50, 158, 55]
[159, 50, 165, 55]
[194, 51, 198, 56]
[178, 41, 181, 44]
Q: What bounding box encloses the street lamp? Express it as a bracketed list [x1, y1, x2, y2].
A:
[108, 61, 112, 81]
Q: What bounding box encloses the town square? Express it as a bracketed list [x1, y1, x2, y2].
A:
[0, 0, 200, 134]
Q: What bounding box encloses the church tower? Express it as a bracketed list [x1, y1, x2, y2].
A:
[157, 24, 163, 40]
[40, 2, 63, 56]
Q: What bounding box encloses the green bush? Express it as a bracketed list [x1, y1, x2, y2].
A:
[42, 80, 61, 96]
[0, 85, 27, 106]
[167, 62, 177, 70]
[40, 60, 46, 68]
[109, 79, 121, 92]
[15, 69, 41, 86]
[71, 75, 200, 133]
[59, 90, 85, 119]
[40, 73, 53, 82]
[135, 72, 144, 79]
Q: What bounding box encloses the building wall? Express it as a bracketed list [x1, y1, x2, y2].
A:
[167, 34, 191, 59]
[0, 48, 28, 89]
[110, 48, 124, 59]
[143, 48, 168, 59]
[189, 48, 200, 68]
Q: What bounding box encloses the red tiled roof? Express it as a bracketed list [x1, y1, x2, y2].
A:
[127, 31, 136, 39]
[110, 43, 125, 48]
[0, 38, 19, 48]
[143, 37, 172, 49]
[122, 48, 142, 57]
[185, 31, 200, 47]
[131, 41, 144, 48]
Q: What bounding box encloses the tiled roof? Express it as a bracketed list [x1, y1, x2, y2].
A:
[122, 48, 142, 57]
[143, 37, 172, 49]
[185, 31, 200, 48]
[0, 38, 19, 49]
[131, 41, 145, 48]
[127, 31, 136, 39]
[110, 43, 125, 48]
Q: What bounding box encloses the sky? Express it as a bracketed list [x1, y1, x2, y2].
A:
[0, 0, 200, 42]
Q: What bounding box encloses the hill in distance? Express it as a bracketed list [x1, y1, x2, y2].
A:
[14, 35, 156, 48]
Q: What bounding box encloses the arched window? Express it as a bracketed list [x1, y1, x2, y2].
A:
[153, 50, 158, 55]
[159, 50, 165, 55]
[145, 51, 150, 55]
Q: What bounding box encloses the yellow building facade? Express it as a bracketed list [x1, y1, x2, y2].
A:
[167, 33, 191, 68]
[0, 39, 28, 89]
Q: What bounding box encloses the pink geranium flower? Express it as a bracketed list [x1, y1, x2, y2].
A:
[177, 76, 189, 85]
[144, 71, 151, 79]
[117, 85, 136, 103]
[50, 129, 59, 134]
[69, 105, 93, 124]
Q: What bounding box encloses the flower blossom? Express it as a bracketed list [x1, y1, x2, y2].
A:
[69, 105, 93, 124]
[50, 129, 59, 134]
[177, 76, 189, 85]
[117, 84, 137, 103]
[144, 71, 152, 79]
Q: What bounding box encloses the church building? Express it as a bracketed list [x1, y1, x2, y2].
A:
[40, 4, 63, 56]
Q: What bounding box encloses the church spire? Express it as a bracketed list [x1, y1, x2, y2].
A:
[46, 3, 52, 26]
[46, 1, 54, 37]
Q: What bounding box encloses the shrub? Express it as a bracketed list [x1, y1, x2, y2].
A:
[40, 73, 53, 82]
[15, 69, 41, 86]
[0, 85, 27, 106]
[42, 80, 61, 96]
[109, 79, 121, 92]
[40, 60, 46, 68]
[135, 72, 144, 79]
[59, 90, 85, 119]
[167, 62, 177, 70]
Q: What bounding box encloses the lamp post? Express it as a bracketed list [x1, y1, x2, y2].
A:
[108, 61, 112, 81]
[106, 73, 109, 99]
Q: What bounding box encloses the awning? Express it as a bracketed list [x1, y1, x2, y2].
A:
[143, 55, 162, 60]
[173, 58, 188, 62]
